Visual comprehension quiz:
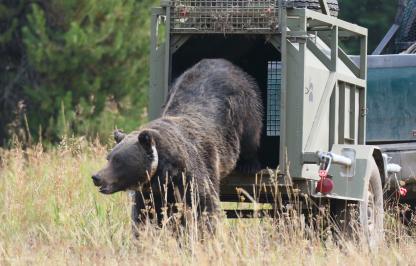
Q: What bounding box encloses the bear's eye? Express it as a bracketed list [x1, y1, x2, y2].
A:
[112, 156, 121, 164]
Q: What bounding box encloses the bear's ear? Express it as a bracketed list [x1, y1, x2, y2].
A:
[138, 130, 155, 152]
[113, 129, 126, 143]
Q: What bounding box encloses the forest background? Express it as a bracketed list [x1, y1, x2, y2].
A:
[0, 0, 397, 146]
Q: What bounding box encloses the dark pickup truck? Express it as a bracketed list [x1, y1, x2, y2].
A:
[366, 54, 416, 197]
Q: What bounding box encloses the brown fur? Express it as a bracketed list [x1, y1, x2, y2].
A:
[92, 59, 263, 225]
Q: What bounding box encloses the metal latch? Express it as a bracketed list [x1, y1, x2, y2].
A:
[317, 148, 356, 178]
[318, 152, 332, 178]
[316, 152, 333, 194]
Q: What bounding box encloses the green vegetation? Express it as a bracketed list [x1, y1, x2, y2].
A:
[0, 0, 397, 145]
[0, 0, 156, 145]
[339, 0, 397, 54]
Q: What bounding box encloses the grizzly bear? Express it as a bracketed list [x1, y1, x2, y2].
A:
[92, 59, 263, 226]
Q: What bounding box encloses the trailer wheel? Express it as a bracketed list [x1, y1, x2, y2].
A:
[333, 158, 384, 247]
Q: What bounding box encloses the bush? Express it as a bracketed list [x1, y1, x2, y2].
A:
[0, 0, 155, 144]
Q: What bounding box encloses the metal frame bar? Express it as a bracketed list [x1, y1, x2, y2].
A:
[338, 82, 346, 144]
[318, 33, 361, 78]
[306, 39, 331, 70]
[372, 24, 399, 55]
[171, 35, 190, 54]
[329, 83, 337, 148]
[288, 8, 366, 81]
[164, 4, 172, 100]
[149, 7, 167, 120]
[330, 26, 338, 72]
[268, 35, 281, 51]
[278, 0, 288, 174]
[336, 73, 365, 87]
[372, 0, 407, 55]
[349, 85, 356, 144]
[360, 35, 367, 79]
[358, 87, 366, 144]
[289, 9, 368, 36]
[318, 0, 330, 15]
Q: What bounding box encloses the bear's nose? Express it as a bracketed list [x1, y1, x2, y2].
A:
[92, 174, 101, 186]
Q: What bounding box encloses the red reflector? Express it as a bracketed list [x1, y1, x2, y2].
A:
[399, 187, 408, 197]
[316, 178, 334, 194]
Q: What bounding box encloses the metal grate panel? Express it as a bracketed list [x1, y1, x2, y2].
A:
[267, 61, 281, 136]
[396, 0, 416, 52]
[170, 0, 279, 34]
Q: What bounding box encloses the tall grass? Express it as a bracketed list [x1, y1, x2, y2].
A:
[1, 138, 416, 265]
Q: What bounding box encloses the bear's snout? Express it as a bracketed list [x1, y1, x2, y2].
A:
[92, 174, 102, 186]
[91, 171, 121, 194]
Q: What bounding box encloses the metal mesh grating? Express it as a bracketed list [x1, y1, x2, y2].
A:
[396, 0, 416, 52]
[170, 0, 279, 33]
[266, 61, 281, 136]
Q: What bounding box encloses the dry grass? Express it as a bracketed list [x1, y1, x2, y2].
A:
[1, 138, 416, 265]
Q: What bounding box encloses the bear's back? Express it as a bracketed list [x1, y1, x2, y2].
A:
[162, 59, 261, 123]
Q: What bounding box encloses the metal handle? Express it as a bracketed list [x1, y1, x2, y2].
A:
[317, 151, 353, 167]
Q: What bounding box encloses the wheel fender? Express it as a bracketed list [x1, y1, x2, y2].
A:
[319, 144, 383, 201]
[372, 148, 386, 186]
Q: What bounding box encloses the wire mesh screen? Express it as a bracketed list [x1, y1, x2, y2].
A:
[396, 0, 416, 52]
[170, 0, 279, 33]
[267, 61, 281, 137]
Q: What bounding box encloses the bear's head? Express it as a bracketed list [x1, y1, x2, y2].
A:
[92, 129, 158, 194]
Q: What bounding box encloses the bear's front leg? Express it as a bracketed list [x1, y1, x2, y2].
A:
[194, 178, 221, 235]
[131, 191, 164, 237]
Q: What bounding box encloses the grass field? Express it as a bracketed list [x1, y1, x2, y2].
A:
[1, 138, 416, 265]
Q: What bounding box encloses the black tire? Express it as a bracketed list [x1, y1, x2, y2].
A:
[293, 0, 339, 17]
[332, 158, 384, 247]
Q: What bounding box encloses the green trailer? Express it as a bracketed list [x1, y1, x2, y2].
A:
[142, 0, 401, 244]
